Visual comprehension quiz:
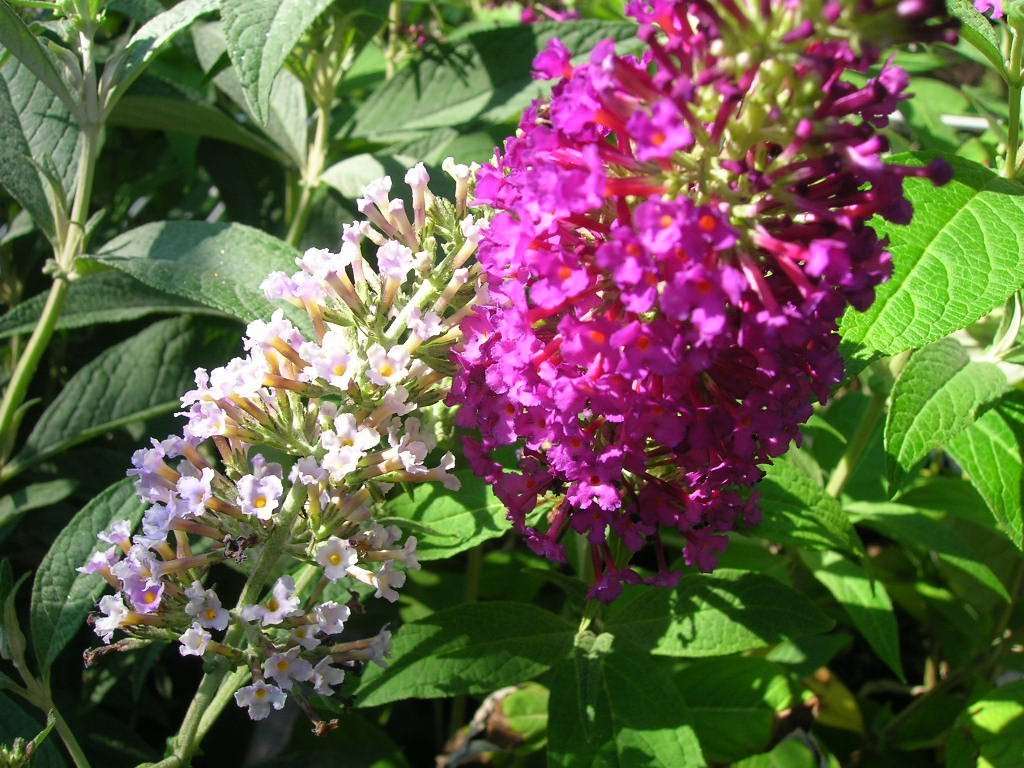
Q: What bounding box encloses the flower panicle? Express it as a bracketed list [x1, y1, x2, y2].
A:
[448, 0, 955, 601]
[82, 163, 478, 723]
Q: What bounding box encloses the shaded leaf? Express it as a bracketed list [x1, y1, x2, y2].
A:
[352, 21, 638, 139]
[848, 501, 1010, 602]
[385, 469, 508, 561]
[0, 693, 66, 768]
[9, 316, 240, 475]
[0, 271, 223, 340]
[30, 479, 144, 673]
[604, 569, 834, 657]
[0, 479, 77, 545]
[759, 450, 863, 556]
[547, 632, 705, 767]
[354, 601, 574, 707]
[800, 550, 904, 680]
[0, 1, 75, 111]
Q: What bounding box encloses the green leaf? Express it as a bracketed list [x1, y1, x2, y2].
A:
[759, 450, 863, 556]
[885, 338, 1007, 488]
[191, 21, 306, 167]
[675, 657, 794, 764]
[86, 220, 303, 324]
[603, 569, 834, 657]
[946, 681, 1024, 768]
[547, 632, 705, 767]
[899, 78, 972, 154]
[354, 601, 574, 707]
[733, 739, 820, 768]
[321, 154, 446, 200]
[799, 550, 904, 680]
[352, 21, 638, 139]
[0, 1, 75, 112]
[0, 69, 54, 238]
[0, 271, 223, 340]
[848, 501, 1010, 601]
[103, 0, 219, 111]
[947, 0, 1005, 74]
[1, 56, 80, 196]
[499, 682, 549, 752]
[385, 470, 508, 561]
[9, 316, 240, 474]
[0, 479, 77, 545]
[108, 95, 290, 164]
[0, 693, 66, 768]
[252, 711, 410, 768]
[947, 392, 1024, 549]
[840, 154, 1024, 355]
[30, 479, 144, 673]
[219, 0, 334, 126]
[895, 476, 996, 529]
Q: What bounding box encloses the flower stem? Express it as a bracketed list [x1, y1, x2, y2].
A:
[0, 278, 68, 456]
[825, 352, 909, 498]
[1006, 29, 1023, 179]
[285, 104, 331, 248]
[138, 485, 308, 768]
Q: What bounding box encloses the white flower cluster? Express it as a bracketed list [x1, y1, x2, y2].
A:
[82, 161, 484, 724]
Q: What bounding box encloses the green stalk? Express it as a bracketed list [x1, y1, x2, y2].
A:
[1006, 28, 1023, 179]
[138, 485, 308, 768]
[285, 104, 330, 248]
[0, 24, 102, 468]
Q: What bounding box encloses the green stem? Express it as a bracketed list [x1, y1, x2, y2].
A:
[48, 705, 91, 768]
[285, 104, 330, 248]
[1006, 30, 1023, 179]
[448, 546, 484, 733]
[385, 0, 401, 80]
[140, 485, 308, 768]
[825, 352, 908, 498]
[0, 278, 68, 454]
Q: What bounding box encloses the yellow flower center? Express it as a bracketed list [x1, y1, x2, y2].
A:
[379, 363, 395, 378]
[144, 591, 157, 604]
[328, 553, 342, 566]
[254, 496, 267, 509]
[254, 688, 268, 700]
[267, 598, 280, 612]
[333, 362, 347, 376]
[276, 660, 290, 672]
[205, 608, 218, 621]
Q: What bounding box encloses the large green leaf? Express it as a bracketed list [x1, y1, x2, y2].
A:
[0, 271, 223, 340]
[847, 501, 1010, 602]
[102, 0, 219, 111]
[7, 316, 240, 477]
[0, 479, 77, 545]
[0, 693, 66, 768]
[351, 21, 638, 139]
[191, 20, 306, 167]
[0, 1, 75, 112]
[946, 681, 1024, 768]
[800, 550, 904, 680]
[0, 70, 54, 238]
[840, 155, 1024, 355]
[30, 479, 144, 673]
[1, 56, 80, 196]
[547, 632, 705, 768]
[758, 450, 863, 556]
[219, 0, 333, 126]
[385, 469, 508, 561]
[354, 601, 574, 707]
[947, 392, 1024, 549]
[108, 95, 290, 164]
[675, 657, 794, 764]
[947, 0, 1005, 73]
[86, 220, 302, 324]
[885, 339, 1006, 488]
[603, 569, 833, 657]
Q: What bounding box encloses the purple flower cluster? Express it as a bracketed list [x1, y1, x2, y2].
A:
[449, 0, 955, 600]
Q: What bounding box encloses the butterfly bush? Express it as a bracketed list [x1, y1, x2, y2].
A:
[81, 162, 484, 723]
[447, 0, 956, 601]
